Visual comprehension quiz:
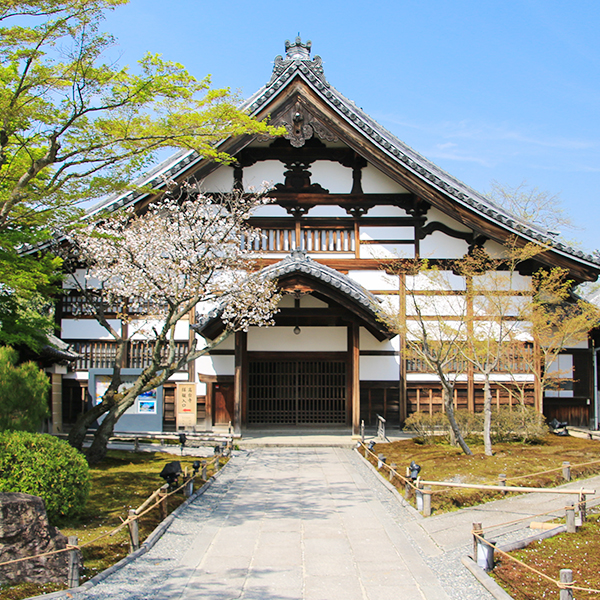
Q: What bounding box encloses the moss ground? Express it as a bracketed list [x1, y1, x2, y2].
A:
[367, 434, 600, 513]
[0, 450, 221, 600]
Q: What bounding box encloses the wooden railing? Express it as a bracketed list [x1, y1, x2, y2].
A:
[243, 226, 355, 253]
[67, 340, 189, 371]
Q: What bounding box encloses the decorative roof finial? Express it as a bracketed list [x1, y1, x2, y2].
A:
[285, 37, 312, 60]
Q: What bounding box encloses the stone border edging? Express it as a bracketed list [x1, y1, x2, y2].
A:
[353, 447, 422, 519]
[461, 525, 567, 600]
[24, 459, 230, 600]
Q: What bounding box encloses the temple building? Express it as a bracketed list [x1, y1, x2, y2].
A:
[56, 39, 600, 436]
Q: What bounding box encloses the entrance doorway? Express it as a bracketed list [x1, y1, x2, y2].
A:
[214, 382, 234, 425]
[247, 356, 347, 425]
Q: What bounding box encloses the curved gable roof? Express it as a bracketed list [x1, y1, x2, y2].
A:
[195, 250, 394, 341]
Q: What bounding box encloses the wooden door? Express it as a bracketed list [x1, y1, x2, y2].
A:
[213, 382, 234, 425]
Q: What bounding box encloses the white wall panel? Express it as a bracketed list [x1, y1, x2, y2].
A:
[63, 269, 102, 289]
[309, 161, 352, 193]
[362, 163, 408, 193]
[484, 240, 509, 258]
[200, 166, 233, 192]
[196, 355, 234, 376]
[62, 319, 121, 339]
[359, 244, 414, 259]
[473, 272, 532, 292]
[348, 270, 400, 291]
[129, 319, 189, 340]
[360, 356, 399, 380]
[305, 205, 348, 217]
[420, 231, 470, 259]
[359, 226, 414, 241]
[406, 296, 467, 317]
[360, 328, 399, 351]
[365, 205, 409, 217]
[248, 327, 347, 352]
[425, 208, 471, 233]
[243, 161, 284, 190]
[252, 204, 290, 217]
[406, 271, 466, 291]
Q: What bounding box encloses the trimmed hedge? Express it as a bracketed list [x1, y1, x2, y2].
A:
[0, 431, 90, 522]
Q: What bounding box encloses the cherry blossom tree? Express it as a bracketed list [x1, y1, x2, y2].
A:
[64, 183, 280, 464]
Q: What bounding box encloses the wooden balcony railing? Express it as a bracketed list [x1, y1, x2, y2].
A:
[66, 340, 189, 371]
[243, 226, 355, 253]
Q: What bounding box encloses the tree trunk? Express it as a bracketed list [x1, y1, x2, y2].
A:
[483, 375, 493, 456]
[85, 395, 135, 465]
[68, 400, 112, 452]
[441, 381, 472, 455]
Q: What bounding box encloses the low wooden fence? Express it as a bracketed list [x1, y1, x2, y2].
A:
[0, 455, 225, 589]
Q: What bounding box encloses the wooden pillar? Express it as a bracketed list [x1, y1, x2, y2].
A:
[349, 322, 360, 436]
[234, 331, 246, 436]
[51, 371, 63, 434]
[466, 275, 475, 413]
[398, 272, 407, 424]
[188, 309, 196, 382]
[533, 338, 543, 413]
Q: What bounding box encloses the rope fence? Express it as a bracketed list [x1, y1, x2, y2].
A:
[0, 454, 224, 588]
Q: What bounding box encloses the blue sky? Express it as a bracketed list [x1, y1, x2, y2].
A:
[102, 0, 600, 253]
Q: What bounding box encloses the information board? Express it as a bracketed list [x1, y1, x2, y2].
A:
[176, 382, 197, 428]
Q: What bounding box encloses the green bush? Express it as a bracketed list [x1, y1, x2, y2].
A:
[0, 431, 90, 521]
[404, 407, 547, 445]
[0, 346, 50, 432]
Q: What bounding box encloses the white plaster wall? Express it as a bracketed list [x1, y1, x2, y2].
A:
[348, 270, 400, 291]
[278, 295, 295, 308]
[128, 319, 189, 340]
[305, 205, 348, 217]
[484, 240, 509, 259]
[377, 295, 401, 315]
[362, 163, 408, 193]
[210, 334, 235, 350]
[473, 272, 532, 292]
[243, 161, 284, 191]
[248, 327, 347, 352]
[473, 294, 530, 318]
[62, 319, 121, 339]
[197, 381, 207, 395]
[359, 328, 400, 351]
[196, 355, 234, 377]
[425, 208, 471, 233]
[301, 295, 328, 308]
[63, 269, 102, 289]
[252, 204, 290, 217]
[566, 340, 590, 350]
[420, 231, 470, 259]
[199, 166, 234, 193]
[406, 319, 463, 341]
[359, 226, 414, 241]
[360, 356, 399, 381]
[309, 161, 352, 194]
[406, 271, 466, 291]
[406, 296, 467, 317]
[360, 244, 414, 259]
[365, 205, 409, 217]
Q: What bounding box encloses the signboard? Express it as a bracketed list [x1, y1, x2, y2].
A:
[176, 382, 197, 428]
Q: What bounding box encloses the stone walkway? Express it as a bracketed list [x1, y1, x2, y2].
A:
[64, 448, 600, 600]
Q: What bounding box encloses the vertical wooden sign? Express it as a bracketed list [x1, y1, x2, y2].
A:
[176, 382, 197, 428]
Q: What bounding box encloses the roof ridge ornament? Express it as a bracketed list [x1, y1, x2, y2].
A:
[269, 37, 327, 86]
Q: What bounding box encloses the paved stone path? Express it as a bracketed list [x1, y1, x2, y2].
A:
[67, 448, 600, 600]
[71, 448, 450, 600]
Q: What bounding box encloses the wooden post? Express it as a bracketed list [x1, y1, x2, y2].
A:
[562, 462, 571, 482]
[214, 455, 220, 472]
[128, 509, 139, 553]
[184, 477, 194, 498]
[134, 437, 140, 452]
[566, 503, 576, 533]
[559, 569, 573, 600]
[498, 473, 507, 494]
[67, 536, 79, 588]
[202, 461, 207, 480]
[233, 331, 245, 436]
[389, 463, 397, 482]
[423, 486, 432, 517]
[472, 522, 482, 562]
[159, 486, 168, 520]
[360, 419, 365, 443]
[350, 322, 360, 436]
[51, 372, 63, 434]
[377, 453, 385, 470]
[405, 467, 412, 498]
[579, 493, 587, 522]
